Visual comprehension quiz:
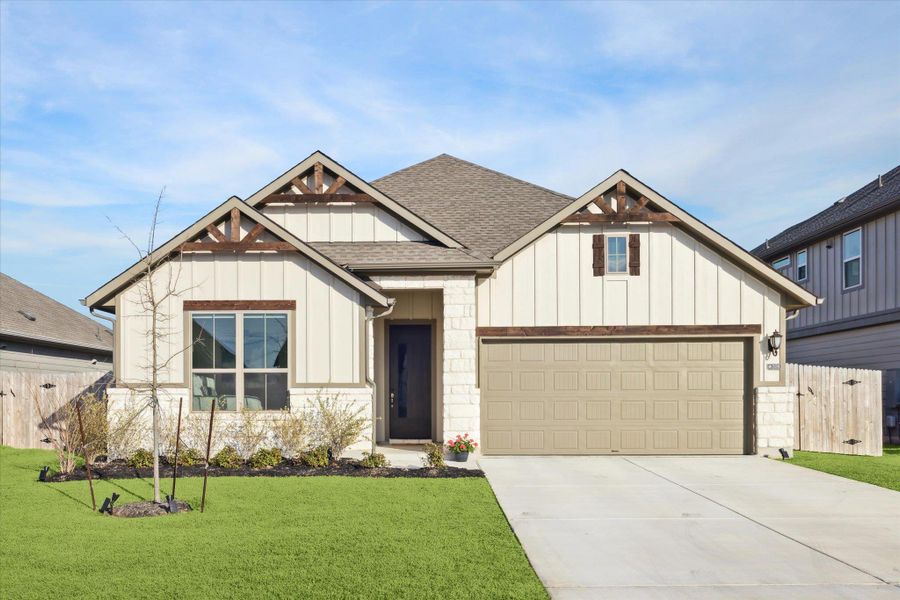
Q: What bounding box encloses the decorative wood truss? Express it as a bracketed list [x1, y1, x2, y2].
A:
[178, 208, 295, 253]
[256, 161, 375, 206]
[563, 181, 680, 223]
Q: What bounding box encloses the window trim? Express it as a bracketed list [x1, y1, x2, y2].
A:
[841, 227, 863, 290]
[606, 235, 628, 274]
[189, 310, 291, 412]
[796, 248, 808, 282]
[772, 256, 791, 271]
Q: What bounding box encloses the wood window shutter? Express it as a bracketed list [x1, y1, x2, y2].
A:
[628, 233, 641, 276]
[592, 234, 605, 276]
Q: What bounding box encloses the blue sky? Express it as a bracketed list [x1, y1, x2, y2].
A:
[1, 1, 898, 316]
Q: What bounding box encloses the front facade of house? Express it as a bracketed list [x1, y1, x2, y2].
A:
[752, 166, 900, 437]
[86, 152, 817, 456]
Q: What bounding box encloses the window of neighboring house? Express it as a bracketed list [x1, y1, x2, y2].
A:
[772, 256, 791, 271]
[607, 236, 628, 273]
[842, 228, 862, 289]
[796, 249, 808, 281]
[191, 312, 289, 412]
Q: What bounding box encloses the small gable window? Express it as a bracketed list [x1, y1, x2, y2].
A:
[796, 249, 808, 281]
[607, 236, 628, 274]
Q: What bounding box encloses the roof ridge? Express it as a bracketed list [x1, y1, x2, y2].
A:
[374, 153, 575, 202]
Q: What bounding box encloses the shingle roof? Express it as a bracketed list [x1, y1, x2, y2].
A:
[1, 273, 113, 353]
[373, 154, 574, 258]
[310, 242, 493, 268]
[752, 165, 900, 260]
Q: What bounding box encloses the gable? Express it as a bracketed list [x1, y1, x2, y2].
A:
[84, 197, 390, 310]
[494, 170, 818, 309]
[245, 151, 462, 248]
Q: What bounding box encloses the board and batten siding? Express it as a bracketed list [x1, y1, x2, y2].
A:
[788, 209, 899, 330]
[477, 223, 784, 382]
[261, 203, 428, 243]
[117, 252, 364, 386]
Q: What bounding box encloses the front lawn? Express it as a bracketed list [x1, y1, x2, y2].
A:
[786, 445, 900, 492]
[0, 447, 546, 599]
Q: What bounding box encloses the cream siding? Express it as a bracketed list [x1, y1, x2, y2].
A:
[261, 203, 428, 243]
[478, 223, 784, 382]
[117, 253, 364, 386]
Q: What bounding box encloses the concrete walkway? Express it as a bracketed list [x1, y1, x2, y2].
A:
[480, 455, 900, 599]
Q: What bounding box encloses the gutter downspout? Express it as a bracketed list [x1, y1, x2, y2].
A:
[85, 302, 117, 384]
[365, 300, 395, 454]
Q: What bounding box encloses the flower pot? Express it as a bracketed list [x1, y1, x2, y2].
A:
[453, 451, 469, 462]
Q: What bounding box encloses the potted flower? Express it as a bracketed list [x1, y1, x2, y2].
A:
[446, 433, 477, 462]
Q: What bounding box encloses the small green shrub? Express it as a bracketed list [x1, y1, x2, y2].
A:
[249, 447, 283, 469]
[127, 448, 154, 469]
[211, 445, 243, 469]
[359, 452, 389, 468]
[298, 445, 330, 468]
[422, 443, 445, 469]
[166, 447, 202, 467]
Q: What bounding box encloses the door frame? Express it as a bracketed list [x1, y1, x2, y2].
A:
[385, 319, 438, 441]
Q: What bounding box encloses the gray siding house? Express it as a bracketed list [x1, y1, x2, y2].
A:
[752, 165, 900, 434]
[0, 273, 113, 373]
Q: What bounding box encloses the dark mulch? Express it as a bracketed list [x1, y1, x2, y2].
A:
[44, 459, 483, 482]
[111, 499, 192, 518]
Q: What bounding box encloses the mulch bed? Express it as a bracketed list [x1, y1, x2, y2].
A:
[43, 459, 483, 483]
[112, 499, 192, 518]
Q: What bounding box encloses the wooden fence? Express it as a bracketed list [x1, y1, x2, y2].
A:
[787, 363, 882, 456]
[0, 370, 112, 449]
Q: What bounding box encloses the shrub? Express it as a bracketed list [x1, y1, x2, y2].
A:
[359, 452, 389, 468]
[211, 445, 243, 469]
[127, 448, 154, 469]
[298, 445, 330, 468]
[272, 409, 310, 458]
[249, 447, 282, 469]
[310, 395, 366, 460]
[422, 443, 445, 469]
[165, 447, 202, 467]
[230, 409, 268, 458]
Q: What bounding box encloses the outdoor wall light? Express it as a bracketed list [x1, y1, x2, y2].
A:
[767, 330, 783, 356]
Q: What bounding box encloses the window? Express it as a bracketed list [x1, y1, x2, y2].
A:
[796, 249, 808, 281]
[606, 236, 627, 274]
[772, 256, 791, 271]
[842, 228, 862, 289]
[191, 313, 289, 411]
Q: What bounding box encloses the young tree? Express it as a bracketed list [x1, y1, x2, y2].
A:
[111, 190, 194, 503]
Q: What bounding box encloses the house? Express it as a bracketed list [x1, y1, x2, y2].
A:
[1, 272, 113, 373]
[752, 165, 900, 438]
[84, 152, 818, 456]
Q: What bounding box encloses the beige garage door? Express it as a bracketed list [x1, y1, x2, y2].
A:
[480, 339, 749, 455]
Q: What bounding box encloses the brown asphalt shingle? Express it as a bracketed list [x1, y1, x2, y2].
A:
[310, 242, 493, 267]
[373, 154, 574, 258]
[0, 273, 113, 352]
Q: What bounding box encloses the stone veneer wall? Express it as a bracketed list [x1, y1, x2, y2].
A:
[755, 385, 796, 456]
[371, 275, 480, 444]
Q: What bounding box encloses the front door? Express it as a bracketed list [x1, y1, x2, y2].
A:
[388, 324, 432, 439]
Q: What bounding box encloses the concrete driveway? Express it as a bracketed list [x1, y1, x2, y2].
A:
[480, 456, 900, 599]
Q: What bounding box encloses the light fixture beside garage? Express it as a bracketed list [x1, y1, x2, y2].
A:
[767, 330, 783, 356]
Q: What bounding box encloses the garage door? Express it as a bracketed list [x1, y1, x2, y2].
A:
[479, 339, 749, 455]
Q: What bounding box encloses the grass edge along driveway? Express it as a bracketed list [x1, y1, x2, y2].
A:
[0, 447, 547, 599]
[786, 445, 900, 492]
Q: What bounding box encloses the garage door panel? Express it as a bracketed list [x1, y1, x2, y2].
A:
[480, 339, 748, 455]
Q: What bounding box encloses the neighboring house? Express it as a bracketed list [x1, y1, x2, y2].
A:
[0, 273, 113, 373]
[752, 165, 900, 436]
[85, 152, 817, 456]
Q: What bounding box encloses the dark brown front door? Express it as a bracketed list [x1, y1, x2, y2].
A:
[389, 324, 432, 439]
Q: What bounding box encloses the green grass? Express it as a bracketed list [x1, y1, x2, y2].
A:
[0, 447, 546, 599]
[786, 445, 900, 492]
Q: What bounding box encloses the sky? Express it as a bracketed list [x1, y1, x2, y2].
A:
[1, 0, 898, 316]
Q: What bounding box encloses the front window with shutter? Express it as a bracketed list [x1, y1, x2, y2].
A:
[606, 236, 628, 274]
